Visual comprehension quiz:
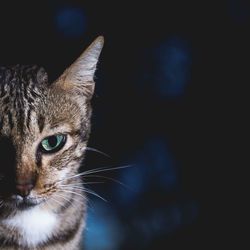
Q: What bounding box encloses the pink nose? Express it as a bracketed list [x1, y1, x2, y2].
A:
[15, 183, 34, 197]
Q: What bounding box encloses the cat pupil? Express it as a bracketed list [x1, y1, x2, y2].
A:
[48, 136, 57, 147]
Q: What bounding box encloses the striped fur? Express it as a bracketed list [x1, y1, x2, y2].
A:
[0, 36, 104, 250]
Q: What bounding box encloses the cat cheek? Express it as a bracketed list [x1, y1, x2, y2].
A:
[75, 145, 86, 158]
[58, 168, 71, 181]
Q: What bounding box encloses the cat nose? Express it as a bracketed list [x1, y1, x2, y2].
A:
[15, 182, 34, 197]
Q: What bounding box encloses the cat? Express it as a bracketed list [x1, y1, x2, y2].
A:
[0, 36, 104, 250]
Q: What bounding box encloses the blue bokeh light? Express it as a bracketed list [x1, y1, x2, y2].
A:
[84, 201, 123, 250]
[116, 138, 177, 205]
[154, 37, 191, 98]
[55, 6, 86, 38]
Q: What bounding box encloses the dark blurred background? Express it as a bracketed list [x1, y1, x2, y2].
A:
[0, 0, 247, 249]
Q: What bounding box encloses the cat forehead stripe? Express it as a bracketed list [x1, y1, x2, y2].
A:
[0, 65, 47, 134]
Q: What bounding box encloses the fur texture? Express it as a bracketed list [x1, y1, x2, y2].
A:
[0, 36, 104, 250]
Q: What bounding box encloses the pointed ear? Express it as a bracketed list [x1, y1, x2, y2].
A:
[54, 36, 104, 99]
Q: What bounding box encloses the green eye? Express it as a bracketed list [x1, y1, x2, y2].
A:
[40, 134, 66, 153]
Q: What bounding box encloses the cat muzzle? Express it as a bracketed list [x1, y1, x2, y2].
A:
[15, 182, 34, 198]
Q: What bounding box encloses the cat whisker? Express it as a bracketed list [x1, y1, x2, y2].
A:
[55, 193, 87, 209]
[83, 174, 132, 190]
[82, 164, 134, 176]
[59, 181, 105, 187]
[60, 186, 89, 192]
[56, 173, 82, 185]
[57, 164, 134, 184]
[55, 192, 87, 207]
[55, 193, 74, 203]
[59, 188, 86, 198]
[58, 184, 83, 188]
[62, 188, 107, 202]
[85, 147, 111, 158]
[49, 197, 65, 208]
[58, 188, 88, 201]
[57, 182, 83, 187]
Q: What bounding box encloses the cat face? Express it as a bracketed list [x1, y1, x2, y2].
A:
[0, 37, 104, 211]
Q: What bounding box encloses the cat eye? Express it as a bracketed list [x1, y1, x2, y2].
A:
[39, 134, 66, 154]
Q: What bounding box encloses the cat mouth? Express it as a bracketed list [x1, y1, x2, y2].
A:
[3, 195, 44, 210]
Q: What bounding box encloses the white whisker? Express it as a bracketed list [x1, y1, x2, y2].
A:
[82, 164, 134, 176]
[84, 174, 132, 190]
[55, 193, 72, 203]
[60, 189, 85, 199]
[58, 183, 83, 188]
[85, 147, 111, 158]
[59, 181, 104, 187]
[49, 197, 65, 208]
[56, 164, 134, 185]
[62, 188, 107, 202]
[56, 193, 86, 207]
[56, 173, 83, 184]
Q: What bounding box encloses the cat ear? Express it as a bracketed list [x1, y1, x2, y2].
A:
[55, 36, 104, 98]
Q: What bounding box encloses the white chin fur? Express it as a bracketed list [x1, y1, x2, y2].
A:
[2, 206, 57, 247]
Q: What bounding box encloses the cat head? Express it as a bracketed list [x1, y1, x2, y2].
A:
[0, 36, 104, 211]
